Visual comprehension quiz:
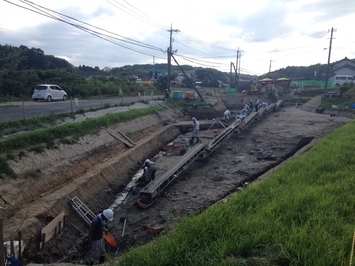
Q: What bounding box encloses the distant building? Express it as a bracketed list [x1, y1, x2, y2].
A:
[174, 73, 188, 86]
[217, 80, 229, 88]
[329, 57, 355, 78]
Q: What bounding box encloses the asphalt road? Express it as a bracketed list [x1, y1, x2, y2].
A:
[0, 95, 163, 122]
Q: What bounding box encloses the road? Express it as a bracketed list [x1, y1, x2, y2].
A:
[0, 95, 162, 121]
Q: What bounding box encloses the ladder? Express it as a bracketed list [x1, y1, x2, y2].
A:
[68, 196, 96, 225]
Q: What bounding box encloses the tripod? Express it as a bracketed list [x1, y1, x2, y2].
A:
[206, 117, 226, 133]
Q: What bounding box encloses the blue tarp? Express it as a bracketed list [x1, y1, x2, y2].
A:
[349, 103, 355, 109]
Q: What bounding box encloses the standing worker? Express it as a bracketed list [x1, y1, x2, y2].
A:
[88, 209, 114, 264]
[255, 98, 261, 111]
[242, 97, 247, 106]
[223, 110, 231, 122]
[191, 117, 200, 144]
[142, 159, 157, 184]
[296, 87, 301, 99]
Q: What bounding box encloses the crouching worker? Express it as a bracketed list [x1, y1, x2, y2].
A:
[88, 209, 114, 265]
[142, 159, 157, 184]
[223, 109, 231, 122]
[235, 114, 246, 125]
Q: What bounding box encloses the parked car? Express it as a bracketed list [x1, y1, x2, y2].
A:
[32, 84, 67, 102]
[322, 91, 340, 98]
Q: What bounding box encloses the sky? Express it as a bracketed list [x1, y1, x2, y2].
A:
[0, 0, 354, 76]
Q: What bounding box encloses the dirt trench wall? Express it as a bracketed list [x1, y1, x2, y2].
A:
[2, 109, 183, 254]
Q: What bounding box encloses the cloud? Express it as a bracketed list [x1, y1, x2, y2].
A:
[0, 0, 354, 75]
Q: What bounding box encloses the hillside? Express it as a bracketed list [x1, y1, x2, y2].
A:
[1, 43, 345, 103]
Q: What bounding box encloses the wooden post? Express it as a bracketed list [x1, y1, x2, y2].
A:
[41, 233, 46, 249]
[18, 232, 22, 262]
[0, 218, 4, 266]
[10, 240, 14, 256]
[22, 101, 26, 120]
[58, 221, 62, 234]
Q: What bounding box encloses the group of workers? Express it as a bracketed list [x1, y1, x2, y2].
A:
[139, 117, 200, 186]
[223, 97, 269, 125]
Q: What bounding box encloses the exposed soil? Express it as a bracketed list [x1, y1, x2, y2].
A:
[1, 95, 353, 264]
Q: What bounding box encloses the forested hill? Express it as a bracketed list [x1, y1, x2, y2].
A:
[0, 44, 239, 99]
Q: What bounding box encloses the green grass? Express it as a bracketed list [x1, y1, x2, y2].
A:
[0, 103, 165, 178]
[114, 120, 355, 266]
[0, 105, 164, 154]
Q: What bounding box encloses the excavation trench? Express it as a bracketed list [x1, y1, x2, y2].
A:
[2, 98, 352, 264]
[35, 120, 316, 263]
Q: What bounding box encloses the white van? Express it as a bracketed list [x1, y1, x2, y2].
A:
[334, 75, 354, 87]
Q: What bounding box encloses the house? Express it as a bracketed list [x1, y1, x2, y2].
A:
[217, 80, 229, 88]
[329, 57, 355, 78]
[174, 73, 188, 86]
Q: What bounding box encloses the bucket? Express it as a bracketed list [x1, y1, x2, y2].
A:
[104, 232, 118, 248]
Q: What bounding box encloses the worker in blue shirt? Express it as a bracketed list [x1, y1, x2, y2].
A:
[88, 209, 114, 264]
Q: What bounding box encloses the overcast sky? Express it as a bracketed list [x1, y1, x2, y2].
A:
[0, 0, 354, 76]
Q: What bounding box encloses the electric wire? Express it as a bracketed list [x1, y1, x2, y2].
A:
[108, 0, 168, 31]
[5, 0, 165, 59]
[19, 0, 164, 51]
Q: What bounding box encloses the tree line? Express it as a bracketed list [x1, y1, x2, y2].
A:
[0, 44, 338, 101]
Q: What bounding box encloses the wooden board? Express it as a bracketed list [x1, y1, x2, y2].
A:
[117, 130, 135, 145]
[39, 211, 65, 249]
[105, 130, 134, 148]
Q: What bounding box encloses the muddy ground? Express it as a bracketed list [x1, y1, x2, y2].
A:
[1, 95, 353, 264]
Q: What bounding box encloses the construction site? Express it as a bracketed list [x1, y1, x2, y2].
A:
[1, 90, 353, 264]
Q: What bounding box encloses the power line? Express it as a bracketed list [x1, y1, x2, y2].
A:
[5, 0, 166, 59]
[107, 0, 168, 31]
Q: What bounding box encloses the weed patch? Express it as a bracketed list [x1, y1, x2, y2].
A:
[0, 157, 17, 178]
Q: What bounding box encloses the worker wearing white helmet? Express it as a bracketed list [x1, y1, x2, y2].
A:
[88, 209, 114, 264]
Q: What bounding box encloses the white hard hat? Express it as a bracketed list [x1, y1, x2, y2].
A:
[102, 209, 114, 221]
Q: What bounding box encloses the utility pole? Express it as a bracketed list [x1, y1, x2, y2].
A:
[324, 27, 336, 92]
[167, 25, 180, 92]
[234, 48, 242, 88]
[237, 49, 242, 75]
[268, 59, 274, 78]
